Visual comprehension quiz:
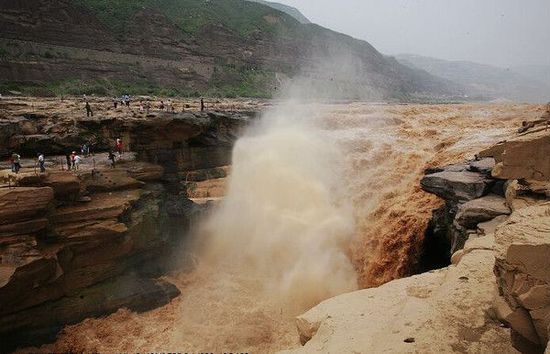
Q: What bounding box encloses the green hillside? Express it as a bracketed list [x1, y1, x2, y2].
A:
[0, 0, 464, 100]
[74, 0, 303, 37]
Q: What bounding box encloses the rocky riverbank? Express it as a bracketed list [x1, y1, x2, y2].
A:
[287, 119, 550, 353]
[0, 97, 256, 352]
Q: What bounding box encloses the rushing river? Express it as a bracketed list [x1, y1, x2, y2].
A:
[28, 102, 539, 353]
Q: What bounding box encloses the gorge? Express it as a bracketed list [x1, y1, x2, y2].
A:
[1, 96, 548, 353]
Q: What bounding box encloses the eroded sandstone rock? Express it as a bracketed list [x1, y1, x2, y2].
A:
[281, 234, 514, 354]
[455, 194, 511, 229]
[494, 203, 550, 352]
[480, 130, 550, 181]
[0, 187, 54, 226]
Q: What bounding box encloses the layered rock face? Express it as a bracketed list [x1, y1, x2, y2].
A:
[479, 131, 550, 353]
[421, 130, 550, 353]
[0, 164, 181, 352]
[0, 97, 252, 166]
[481, 130, 550, 181]
[0, 101, 250, 352]
[420, 158, 510, 255]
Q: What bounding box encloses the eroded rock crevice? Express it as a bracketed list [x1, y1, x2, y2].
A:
[419, 130, 550, 353]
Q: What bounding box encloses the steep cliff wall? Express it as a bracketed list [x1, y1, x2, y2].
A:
[420, 129, 550, 353]
[0, 97, 251, 352]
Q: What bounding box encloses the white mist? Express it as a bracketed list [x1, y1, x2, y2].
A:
[201, 102, 358, 313]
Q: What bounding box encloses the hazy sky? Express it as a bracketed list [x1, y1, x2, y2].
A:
[274, 0, 550, 68]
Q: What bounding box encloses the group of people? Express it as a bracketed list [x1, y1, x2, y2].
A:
[9, 152, 45, 174]
[107, 95, 208, 113]
[86, 94, 210, 117]
[113, 94, 131, 108]
[157, 99, 176, 113]
[7, 138, 123, 175]
[65, 151, 82, 171]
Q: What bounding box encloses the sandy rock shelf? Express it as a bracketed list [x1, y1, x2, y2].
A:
[280, 233, 517, 354]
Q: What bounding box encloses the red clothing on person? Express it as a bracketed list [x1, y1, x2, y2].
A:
[116, 139, 123, 154]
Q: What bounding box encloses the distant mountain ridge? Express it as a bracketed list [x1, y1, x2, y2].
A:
[246, 0, 311, 24]
[0, 0, 462, 100]
[396, 54, 549, 102]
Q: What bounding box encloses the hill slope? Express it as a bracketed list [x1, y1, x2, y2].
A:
[0, 0, 462, 100]
[396, 54, 549, 102]
[247, 0, 311, 24]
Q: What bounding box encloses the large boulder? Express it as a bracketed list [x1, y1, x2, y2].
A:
[455, 194, 511, 229]
[44, 172, 81, 200]
[420, 171, 494, 202]
[468, 157, 496, 174]
[494, 203, 550, 352]
[480, 130, 550, 181]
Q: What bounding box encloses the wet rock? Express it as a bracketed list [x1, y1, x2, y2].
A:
[183, 166, 229, 182]
[424, 163, 469, 175]
[420, 171, 494, 202]
[467, 157, 495, 174]
[455, 194, 511, 229]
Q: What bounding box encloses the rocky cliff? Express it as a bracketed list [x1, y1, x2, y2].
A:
[0, 0, 462, 99]
[286, 118, 550, 353]
[0, 97, 252, 352]
[421, 125, 550, 353]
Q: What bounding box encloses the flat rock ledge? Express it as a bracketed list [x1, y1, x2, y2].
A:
[280, 234, 515, 354]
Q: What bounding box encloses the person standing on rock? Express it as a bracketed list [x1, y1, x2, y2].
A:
[108, 151, 116, 168]
[116, 138, 123, 155]
[12, 152, 21, 174]
[113, 97, 118, 109]
[81, 143, 90, 157]
[10, 152, 20, 173]
[201, 98, 205, 111]
[85, 101, 93, 117]
[70, 151, 77, 170]
[74, 154, 82, 170]
[37, 153, 45, 173]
